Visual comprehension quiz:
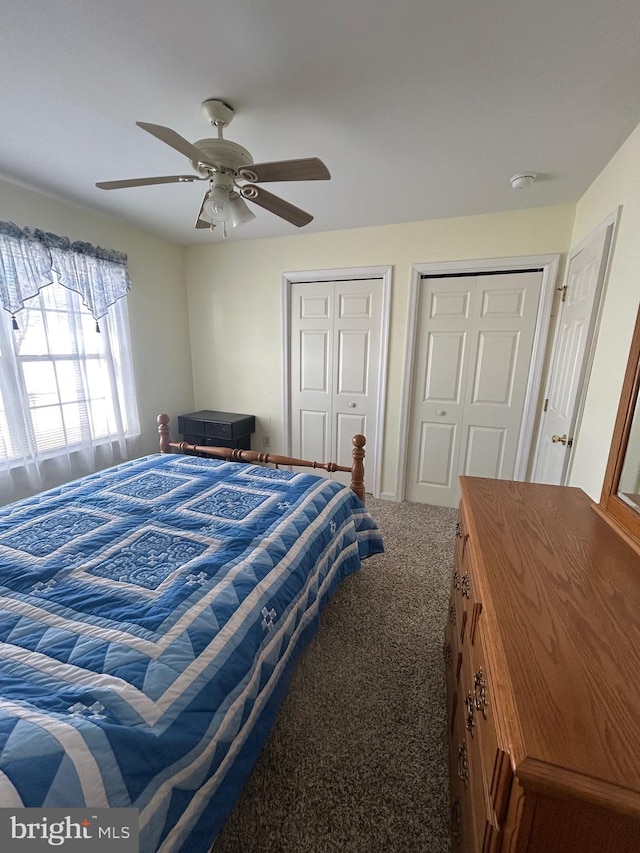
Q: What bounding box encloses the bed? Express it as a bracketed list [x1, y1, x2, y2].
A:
[0, 414, 383, 851]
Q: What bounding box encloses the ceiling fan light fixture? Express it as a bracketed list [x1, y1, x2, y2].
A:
[203, 186, 232, 222]
[229, 194, 256, 228]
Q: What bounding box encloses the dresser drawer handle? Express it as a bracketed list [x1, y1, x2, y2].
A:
[455, 522, 463, 538]
[464, 692, 475, 736]
[461, 574, 471, 599]
[453, 571, 460, 590]
[474, 668, 487, 718]
[457, 742, 469, 786]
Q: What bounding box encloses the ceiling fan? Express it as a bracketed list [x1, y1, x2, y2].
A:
[96, 99, 331, 235]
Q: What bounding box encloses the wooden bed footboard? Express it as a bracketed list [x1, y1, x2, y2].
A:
[157, 414, 366, 503]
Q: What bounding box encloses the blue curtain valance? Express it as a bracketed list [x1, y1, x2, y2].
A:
[0, 220, 131, 323]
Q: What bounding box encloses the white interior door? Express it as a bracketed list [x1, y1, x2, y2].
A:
[406, 271, 544, 507]
[531, 222, 614, 485]
[290, 279, 382, 491]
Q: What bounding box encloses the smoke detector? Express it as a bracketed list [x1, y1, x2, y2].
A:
[510, 172, 537, 190]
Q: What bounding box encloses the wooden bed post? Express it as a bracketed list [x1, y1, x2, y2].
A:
[351, 434, 366, 503]
[158, 413, 171, 453]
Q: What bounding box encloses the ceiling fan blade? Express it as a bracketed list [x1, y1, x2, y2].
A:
[96, 175, 202, 190]
[136, 122, 216, 167]
[194, 192, 212, 229]
[238, 157, 330, 183]
[242, 185, 313, 227]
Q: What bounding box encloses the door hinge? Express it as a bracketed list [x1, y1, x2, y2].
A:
[543, 398, 549, 412]
[557, 285, 567, 302]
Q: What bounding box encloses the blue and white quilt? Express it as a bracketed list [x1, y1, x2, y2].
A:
[0, 453, 383, 852]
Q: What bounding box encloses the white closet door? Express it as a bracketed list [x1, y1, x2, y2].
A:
[406, 271, 543, 507]
[291, 281, 333, 463]
[406, 280, 471, 506]
[290, 279, 382, 491]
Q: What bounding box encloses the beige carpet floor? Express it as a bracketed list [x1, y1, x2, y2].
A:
[212, 496, 456, 853]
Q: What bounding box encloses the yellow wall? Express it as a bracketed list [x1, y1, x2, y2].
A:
[0, 177, 195, 454]
[567, 122, 640, 499]
[186, 204, 575, 497]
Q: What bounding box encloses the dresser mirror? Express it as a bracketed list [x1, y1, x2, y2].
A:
[595, 303, 640, 551]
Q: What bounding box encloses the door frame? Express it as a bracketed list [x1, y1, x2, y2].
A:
[282, 265, 392, 498]
[397, 254, 561, 502]
[530, 208, 620, 485]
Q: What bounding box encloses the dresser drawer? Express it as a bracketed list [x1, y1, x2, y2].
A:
[205, 419, 233, 439]
[454, 508, 482, 648]
[447, 591, 460, 657]
[449, 699, 477, 852]
[467, 708, 501, 853]
[445, 591, 463, 679]
[465, 622, 512, 826]
[178, 416, 216, 437]
[182, 433, 252, 450]
[453, 683, 499, 853]
[454, 510, 469, 571]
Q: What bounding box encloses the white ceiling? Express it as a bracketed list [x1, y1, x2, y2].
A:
[1, 0, 639, 245]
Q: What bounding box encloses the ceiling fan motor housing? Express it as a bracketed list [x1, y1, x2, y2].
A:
[191, 138, 254, 176]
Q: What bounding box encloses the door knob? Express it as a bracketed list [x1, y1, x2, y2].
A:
[552, 433, 568, 445]
[348, 402, 356, 408]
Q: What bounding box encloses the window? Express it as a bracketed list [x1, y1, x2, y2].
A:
[0, 223, 140, 503]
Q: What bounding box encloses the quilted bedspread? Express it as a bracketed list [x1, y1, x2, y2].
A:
[0, 453, 383, 852]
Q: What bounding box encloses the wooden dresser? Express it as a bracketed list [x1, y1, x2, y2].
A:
[445, 477, 640, 852]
